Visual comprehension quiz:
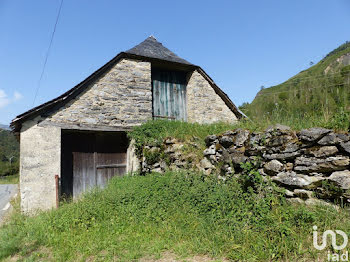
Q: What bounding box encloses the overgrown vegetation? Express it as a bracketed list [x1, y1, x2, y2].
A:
[1, 170, 350, 261]
[128, 120, 238, 149]
[241, 41, 350, 131]
[0, 129, 19, 178]
[0, 175, 19, 185]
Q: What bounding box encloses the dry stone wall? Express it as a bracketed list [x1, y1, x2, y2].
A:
[202, 124, 350, 205]
[140, 124, 350, 206]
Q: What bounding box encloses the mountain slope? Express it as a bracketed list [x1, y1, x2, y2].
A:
[0, 129, 19, 176]
[0, 124, 10, 131]
[241, 41, 350, 128]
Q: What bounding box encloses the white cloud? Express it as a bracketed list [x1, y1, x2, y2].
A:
[14, 91, 23, 101]
[0, 90, 23, 109]
[0, 89, 10, 109]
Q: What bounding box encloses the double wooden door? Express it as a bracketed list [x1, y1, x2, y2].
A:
[61, 131, 128, 199]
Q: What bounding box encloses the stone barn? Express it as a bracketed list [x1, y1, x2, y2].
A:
[11, 36, 243, 213]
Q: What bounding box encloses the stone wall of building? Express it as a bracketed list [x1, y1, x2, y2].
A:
[20, 117, 61, 213]
[18, 59, 244, 213]
[187, 70, 238, 124]
[46, 58, 152, 129]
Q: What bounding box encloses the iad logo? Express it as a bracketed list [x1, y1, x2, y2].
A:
[313, 226, 349, 261]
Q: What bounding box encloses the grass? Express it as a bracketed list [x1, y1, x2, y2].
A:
[1, 120, 349, 261]
[0, 174, 18, 184]
[240, 41, 350, 130]
[1, 171, 350, 261]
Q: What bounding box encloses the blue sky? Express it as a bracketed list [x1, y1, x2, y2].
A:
[0, 0, 349, 125]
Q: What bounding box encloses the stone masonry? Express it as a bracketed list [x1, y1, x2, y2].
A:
[202, 125, 350, 205]
[140, 125, 350, 206]
[187, 71, 238, 124]
[20, 117, 61, 213]
[18, 58, 241, 213]
[46, 59, 153, 129]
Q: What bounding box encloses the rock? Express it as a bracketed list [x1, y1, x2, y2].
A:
[165, 138, 177, 144]
[263, 151, 300, 161]
[221, 150, 231, 164]
[264, 160, 284, 175]
[294, 156, 350, 173]
[305, 198, 338, 209]
[233, 129, 250, 146]
[318, 133, 341, 145]
[236, 146, 246, 153]
[340, 141, 350, 154]
[267, 135, 296, 147]
[84, 118, 98, 125]
[306, 146, 339, 157]
[258, 168, 268, 176]
[151, 167, 162, 173]
[287, 198, 305, 204]
[246, 145, 266, 156]
[328, 170, 350, 190]
[164, 143, 183, 154]
[282, 142, 300, 153]
[337, 134, 350, 143]
[205, 135, 217, 147]
[284, 163, 294, 171]
[149, 147, 160, 153]
[272, 171, 324, 189]
[152, 162, 160, 168]
[265, 124, 291, 135]
[250, 132, 263, 145]
[160, 161, 168, 170]
[203, 144, 216, 156]
[284, 189, 294, 197]
[219, 136, 234, 148]
[221, 164, 234, 175]
[209, 155, 217, 163]
[294, 189, 313, 199]
[231, 153, 247, 165]
[298, 128, 331, 142]
[200, 158, 214, 169]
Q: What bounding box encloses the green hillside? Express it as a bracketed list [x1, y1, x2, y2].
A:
[0, 128, 19, 177]
[241, 41, 350, 130]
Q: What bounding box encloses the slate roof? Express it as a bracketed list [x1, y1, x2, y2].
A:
[125, 36, 192, 65]
[11, 37, 243, 133]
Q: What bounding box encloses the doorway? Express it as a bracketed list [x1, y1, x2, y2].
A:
[61, 130, 128, 199]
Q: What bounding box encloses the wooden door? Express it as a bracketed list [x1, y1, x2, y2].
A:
[63, 131, 128, 199]
[96, 153, 127, 188]
[152, 70, 187, 121]
[95, 132, 127, 189]
[72, 152, 96, 199]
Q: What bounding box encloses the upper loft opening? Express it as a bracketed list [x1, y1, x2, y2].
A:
[151, 66, 188, 121]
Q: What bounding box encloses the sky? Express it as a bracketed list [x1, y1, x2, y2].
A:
[0, 0, 350, 125]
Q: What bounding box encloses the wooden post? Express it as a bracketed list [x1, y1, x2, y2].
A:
[55, 175, 59, 208]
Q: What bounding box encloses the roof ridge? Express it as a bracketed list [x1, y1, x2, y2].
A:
[125, 36, 192, 65]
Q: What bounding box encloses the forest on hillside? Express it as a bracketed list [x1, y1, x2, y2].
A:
[0, 129, 19, 177]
